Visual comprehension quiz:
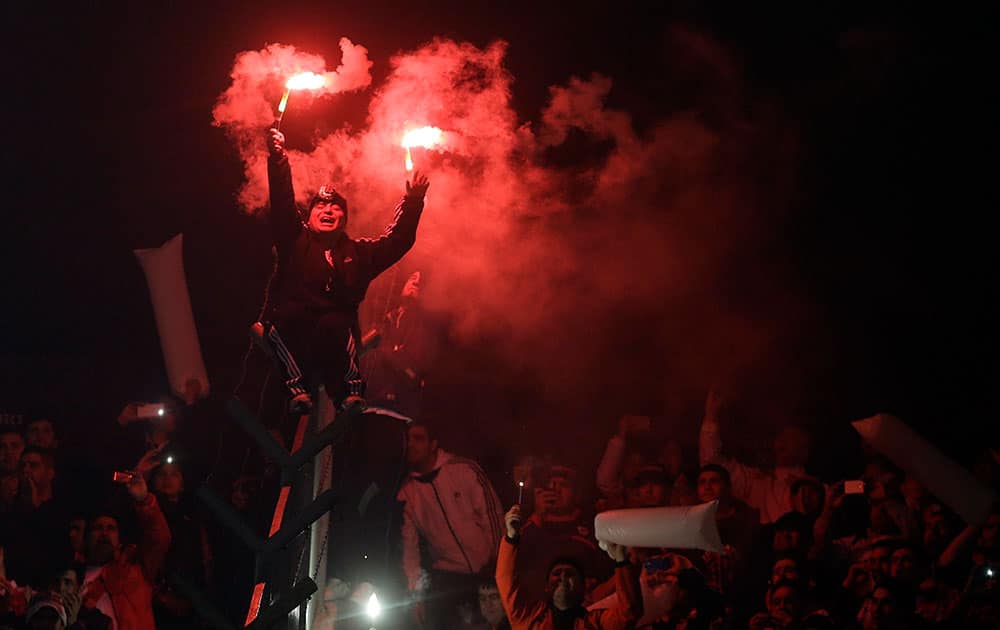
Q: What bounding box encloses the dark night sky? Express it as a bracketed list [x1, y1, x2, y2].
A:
[0, 2, 994, 467]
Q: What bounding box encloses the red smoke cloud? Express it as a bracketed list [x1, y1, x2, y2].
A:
[214, 31, 817, 423]
[213, 38, 373, 210]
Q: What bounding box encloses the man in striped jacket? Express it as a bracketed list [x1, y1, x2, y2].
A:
[256, 128, 429, 414]
[397, 420, 504, 629]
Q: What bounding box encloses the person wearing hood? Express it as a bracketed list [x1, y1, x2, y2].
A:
[397, 420, 504, 629]
[254, 127, 429, 414]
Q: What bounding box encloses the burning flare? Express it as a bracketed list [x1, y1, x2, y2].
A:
[285, 71, 326, 90]
[276, 72, 329, 127]
[401, 126, 444, 171]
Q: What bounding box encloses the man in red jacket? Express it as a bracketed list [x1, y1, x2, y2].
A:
[81, 472, 171, 630]
[497, 505, 642, 629]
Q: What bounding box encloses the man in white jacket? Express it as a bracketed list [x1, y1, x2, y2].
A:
[699, 390, 816, 524]
[398, 420, 504, 629]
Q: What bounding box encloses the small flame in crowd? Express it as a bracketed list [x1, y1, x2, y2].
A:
[401, 126, 444, 171]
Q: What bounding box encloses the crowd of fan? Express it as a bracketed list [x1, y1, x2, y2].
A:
[387, 394, 1000, 630]
[2, 387, 998, 630]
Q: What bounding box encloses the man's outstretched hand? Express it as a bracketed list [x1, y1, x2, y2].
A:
[505, 505, 523, 540]
[406, 170, 430, 199]
[267, 128, 286, 157]
[603, 541, 627, 563]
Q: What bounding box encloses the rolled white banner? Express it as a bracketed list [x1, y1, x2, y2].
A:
[594, 501, 723, 553]
[134, 234, 210, 401]
[853, 413, 995, 527]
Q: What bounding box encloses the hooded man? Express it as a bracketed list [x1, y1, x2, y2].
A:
[256, 128, 429, 413]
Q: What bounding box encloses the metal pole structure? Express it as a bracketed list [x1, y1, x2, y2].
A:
[305, 388, 335, 630]
[244, 410, 312, 627]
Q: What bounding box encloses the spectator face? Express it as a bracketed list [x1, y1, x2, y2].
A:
[637, 480, 668, 508]
[869, 503, 899, 536]
[547, 563, 583, 609]
[865, 476, 893, 504]
[623, 453, 645, 482]
[792, 483, 823, 517]
[923, 502, 946, 530]
[86, 516, 121, 565]
[771, 558, 801, 585]
[889, 547, 918, 583]
[922, 502, 954, 545]
[0, 431, 25, 475]
[152, 463, 184, 500]
[68, 517, 86, 554]
[401, 271, 422, 300]
[478, 584, 506, 626]
[643, 566, 679, 592]
[307, 200, 346, 234]
[21, 451, 55, 489]
[231, 476, 261, 511]
[1, 472, 18, 502]
[773, 528, 802, 554]
[546, 474, 576, 512]
[697, 470, 730, 503]
[405, 425, 438, 470]
[978, 513, 1000, 548]
[53, 569, 80, 597]
[768, 584, 802, 622]
[25, 419, 57, 449]
[773, 426, 809, 468]
[658, 440, 683, 478]
[868, 586, 898, 628]
[868, 545, 893, 582]
[900, 474, 925, 505]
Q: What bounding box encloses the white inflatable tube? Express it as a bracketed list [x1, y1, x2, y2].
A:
[594, 501, 723, 553]
[853, 413, 996, 526]
[134, 234, 210, 401]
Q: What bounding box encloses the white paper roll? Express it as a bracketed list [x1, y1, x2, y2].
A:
[853, 413, 995, 527]
[134, 234, 210, 401]
[594, 501, 723, 553]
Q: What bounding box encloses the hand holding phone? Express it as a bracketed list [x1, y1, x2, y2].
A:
[136, 403, 166, 419]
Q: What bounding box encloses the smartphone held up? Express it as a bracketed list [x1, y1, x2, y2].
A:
[844, 480, 865, 495]
[136, 403, 166, 419]
[113, 471, 135, 484]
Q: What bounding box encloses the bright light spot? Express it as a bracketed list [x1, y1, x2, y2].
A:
[518, 481, 524, 487]
[365, 593, 381, 620]
[988, 568, 995, 577]
[157, 408, 165, 416]
[285, 72, 326, 90]
[401, 126, 444, 149]
[363, 554, 368, 559]
[165, 456, 174, 464]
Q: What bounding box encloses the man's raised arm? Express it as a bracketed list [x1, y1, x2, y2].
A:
[125, 471, 171, 583]
[699, 389, 756, 502]
[266, 128, 301, 251]
[365, 170, 429, 275]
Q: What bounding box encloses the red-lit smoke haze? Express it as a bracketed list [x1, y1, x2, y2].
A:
[214, 31, 817, 422]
